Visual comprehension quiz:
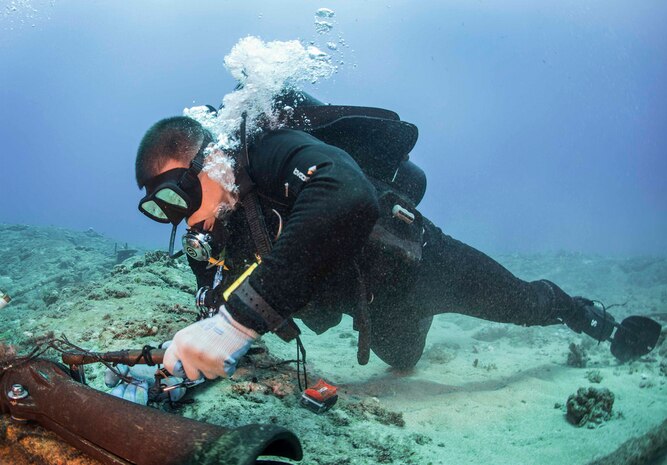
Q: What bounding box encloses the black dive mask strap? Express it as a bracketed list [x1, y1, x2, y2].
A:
[189, 133, 210, 174]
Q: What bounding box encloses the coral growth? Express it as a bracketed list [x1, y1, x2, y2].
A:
[566, 387, 614, 427]
[586, 370, 603, 383]
[343, 399, 405, 427]
[567, 343, 588, 368]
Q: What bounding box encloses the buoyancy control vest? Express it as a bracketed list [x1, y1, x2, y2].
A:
[277, 91, 427, 276]
[272, 92, 429, 363]
[276, 91, 427, 205]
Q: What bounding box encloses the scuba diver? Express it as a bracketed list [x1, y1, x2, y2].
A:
[133, 93, 660, 383]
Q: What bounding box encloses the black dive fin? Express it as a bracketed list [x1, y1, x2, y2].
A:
[610, 316, 662, 362]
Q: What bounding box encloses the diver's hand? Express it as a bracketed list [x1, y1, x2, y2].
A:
[163, 306, 258, 380]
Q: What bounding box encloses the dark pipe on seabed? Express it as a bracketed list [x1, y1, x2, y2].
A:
[0, 359, 302, 465]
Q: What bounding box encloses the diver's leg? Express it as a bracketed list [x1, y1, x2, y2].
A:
[397, 219, 643, 352]
[410, 219, 575, 327]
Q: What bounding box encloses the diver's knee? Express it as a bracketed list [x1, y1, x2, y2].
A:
[370, 316, 433, 369]
[371, 344, 424, 369]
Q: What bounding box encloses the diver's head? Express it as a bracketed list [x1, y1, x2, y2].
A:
[136, 116, 236, 235]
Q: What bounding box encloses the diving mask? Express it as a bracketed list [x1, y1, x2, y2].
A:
[138, 133, 213, 256]
[138, 134, 212, 225]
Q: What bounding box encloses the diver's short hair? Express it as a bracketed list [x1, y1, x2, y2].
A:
[135, 116, 210, 189]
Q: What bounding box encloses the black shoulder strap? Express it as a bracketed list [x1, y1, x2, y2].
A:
[233, 115, 301, 342]
[237, 113, 273, 258]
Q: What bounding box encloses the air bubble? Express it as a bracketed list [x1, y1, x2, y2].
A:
[307, 45, 328, 60]
[183, 36, 336, 188]
[315, 8, 335, 18]
[315, 20, 333, 34]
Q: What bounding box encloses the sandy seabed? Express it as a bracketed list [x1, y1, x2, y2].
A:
[0, 223, 665, 465]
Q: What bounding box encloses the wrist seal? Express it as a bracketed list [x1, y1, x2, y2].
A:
[227, 279, 300, 342]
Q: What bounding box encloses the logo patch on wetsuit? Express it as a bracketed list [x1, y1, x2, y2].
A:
[293, 167, 310, 182]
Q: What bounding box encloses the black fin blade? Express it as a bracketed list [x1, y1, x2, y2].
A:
[611, 316, 662, 362]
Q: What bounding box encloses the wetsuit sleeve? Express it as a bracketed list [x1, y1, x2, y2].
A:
[224, 129, 379, 334]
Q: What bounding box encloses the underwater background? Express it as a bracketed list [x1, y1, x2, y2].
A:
[1, 0, 666, 256]
[1, 1, 666, 465]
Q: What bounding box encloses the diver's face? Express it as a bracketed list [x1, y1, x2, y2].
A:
[154, 157, 232, 232]
[186, 170, 233, 231]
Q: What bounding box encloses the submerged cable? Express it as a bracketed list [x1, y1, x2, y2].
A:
[296, 336, 308, 391]
[0, 335, 135, 385]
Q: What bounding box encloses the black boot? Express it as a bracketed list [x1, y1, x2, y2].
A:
[562, 297, 616, 342]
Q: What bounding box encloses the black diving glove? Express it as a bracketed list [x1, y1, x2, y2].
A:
[563, 297, 616, 342]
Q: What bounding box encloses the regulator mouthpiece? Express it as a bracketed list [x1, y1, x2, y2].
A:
[0, 292, 11, 310]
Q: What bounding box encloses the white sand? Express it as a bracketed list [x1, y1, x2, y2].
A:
[0, 225, 665, 464]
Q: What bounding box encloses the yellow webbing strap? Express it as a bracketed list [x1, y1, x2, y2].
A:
[222, 261, 259, 301]
[208, 257, 229, 269]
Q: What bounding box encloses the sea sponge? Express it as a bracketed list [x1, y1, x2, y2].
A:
[566, 387, 614, 427]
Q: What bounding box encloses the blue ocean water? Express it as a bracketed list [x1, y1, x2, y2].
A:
[1, 1, 666, 256]
[1, 4, 667, 464]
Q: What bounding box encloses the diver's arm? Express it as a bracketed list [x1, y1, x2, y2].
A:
[224, 129, 379, 335]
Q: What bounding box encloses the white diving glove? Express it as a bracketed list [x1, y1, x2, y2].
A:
[163, 306, 259, 380]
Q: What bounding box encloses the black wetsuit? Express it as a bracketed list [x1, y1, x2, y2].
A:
[188, 129, 577, 368]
